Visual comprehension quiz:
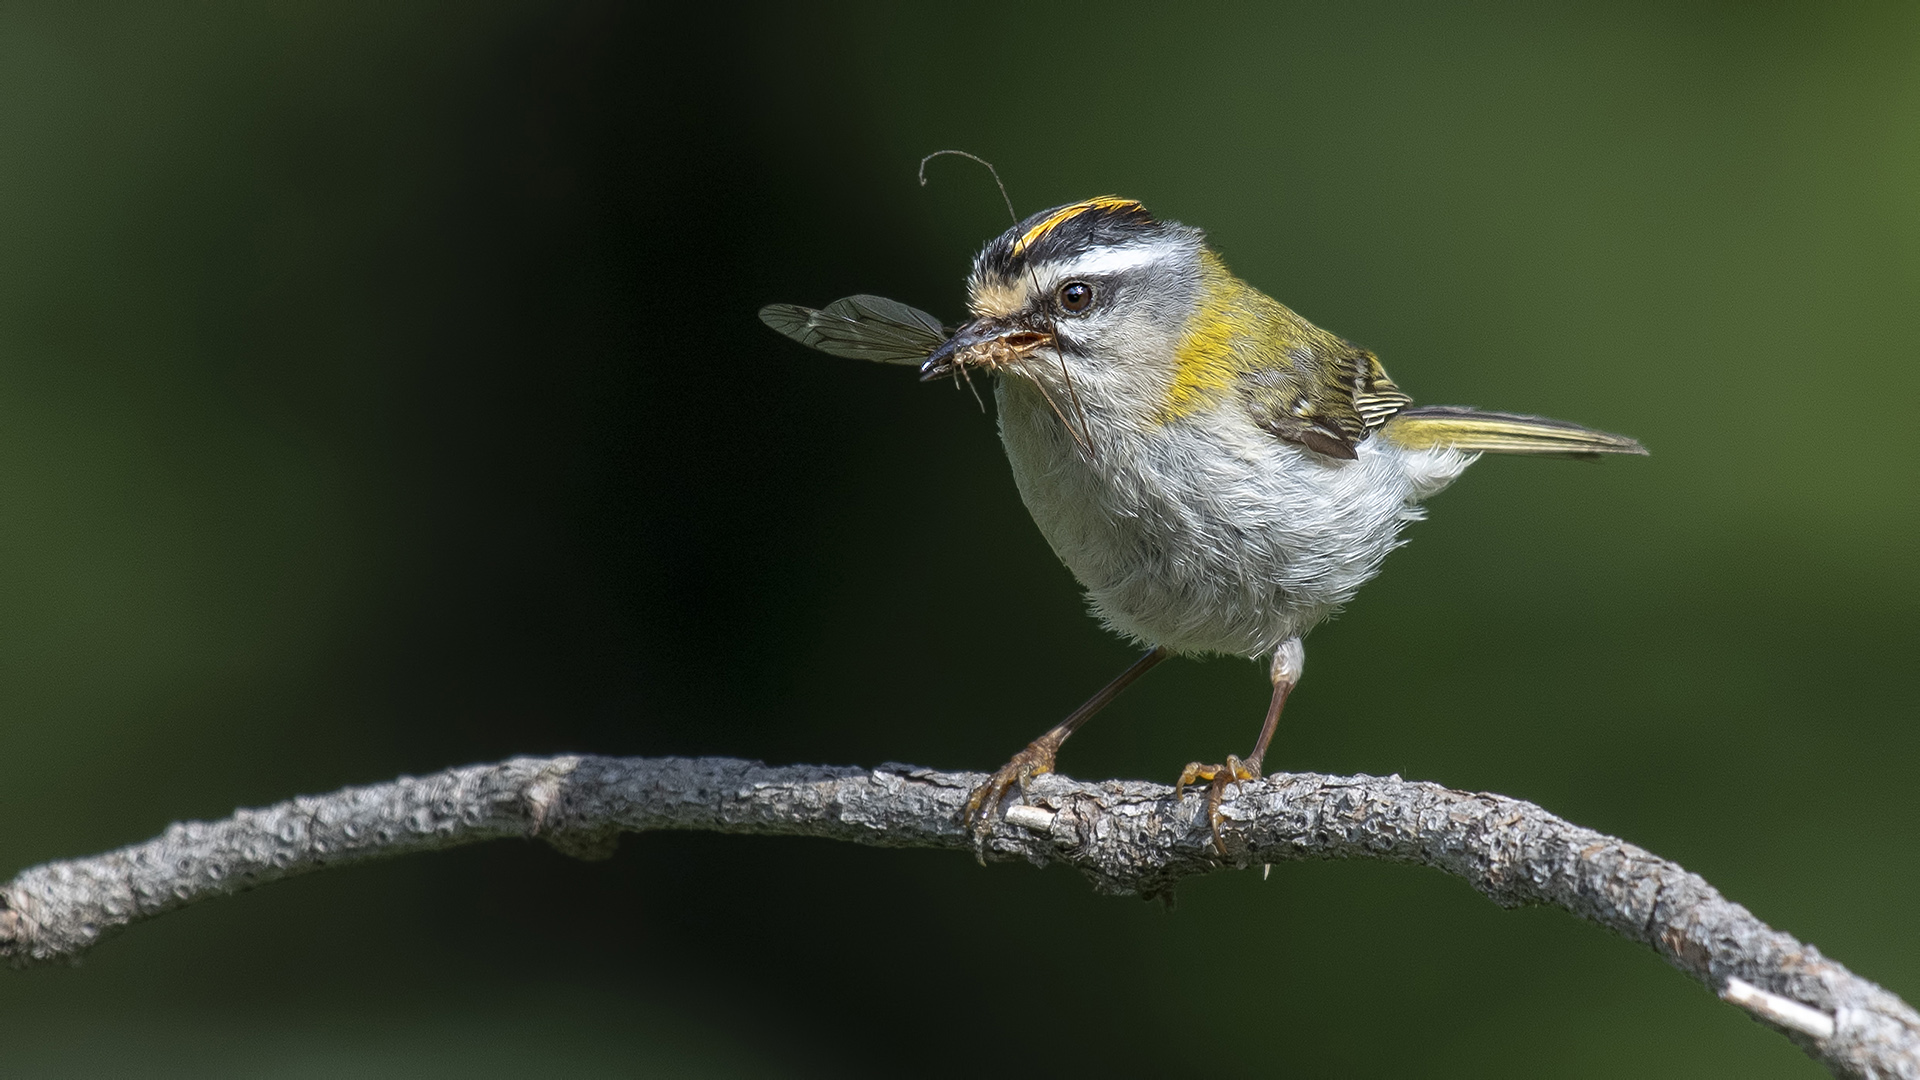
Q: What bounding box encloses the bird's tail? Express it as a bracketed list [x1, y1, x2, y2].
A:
[1382, 406, 1647, 458]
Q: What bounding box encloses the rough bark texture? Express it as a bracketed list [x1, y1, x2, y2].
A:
[1, 755, 1913, 1077]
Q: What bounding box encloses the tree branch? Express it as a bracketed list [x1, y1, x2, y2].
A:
[1, 756, 1913, 1077]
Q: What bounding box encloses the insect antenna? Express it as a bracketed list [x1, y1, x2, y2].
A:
[918, 150, 1097, 458]
[918, 150, 1017, 224]
[1026, 264, 1097, 461]
[1026, 369, 1095, 457]
[954, 356, 987, 411]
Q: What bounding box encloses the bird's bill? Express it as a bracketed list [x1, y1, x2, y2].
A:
[919, 320, 1053, 381]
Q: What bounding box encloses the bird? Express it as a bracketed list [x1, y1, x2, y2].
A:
[759, 196, 1646, 854]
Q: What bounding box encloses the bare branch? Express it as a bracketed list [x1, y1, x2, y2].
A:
[1, 755, 1914, 1077]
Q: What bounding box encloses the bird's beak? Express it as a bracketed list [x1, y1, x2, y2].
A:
[920, 319, 1053, 382]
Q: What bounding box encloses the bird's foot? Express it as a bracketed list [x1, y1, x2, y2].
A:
[1175, 755, 1260, 856]
[961, 739, 1060, 856]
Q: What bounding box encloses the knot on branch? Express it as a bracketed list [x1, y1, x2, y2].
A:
[518, 757, 620, 861]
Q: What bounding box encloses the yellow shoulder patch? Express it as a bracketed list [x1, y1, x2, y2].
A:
[1156, 253, 1248, 422]
[1010, 196, 1142, 258]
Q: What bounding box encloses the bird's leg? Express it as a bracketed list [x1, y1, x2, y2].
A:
[1177, 638, 1304, 856]
[963, 647, 1168, 846]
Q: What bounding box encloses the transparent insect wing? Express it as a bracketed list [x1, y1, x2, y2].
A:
[758, 294, 948, 365]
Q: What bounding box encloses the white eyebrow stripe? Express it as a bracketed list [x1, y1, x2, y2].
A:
[1025, 242, 1170, 281]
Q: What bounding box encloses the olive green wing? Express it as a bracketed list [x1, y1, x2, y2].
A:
[1382, 407, 1647, 457]
[1240, 338, 1412, 460]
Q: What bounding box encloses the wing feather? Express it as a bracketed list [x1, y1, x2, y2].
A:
[1383, 406, 1647, 457]
[1241, 338, 1412, 459]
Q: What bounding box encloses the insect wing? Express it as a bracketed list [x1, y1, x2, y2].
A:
[758, 294, 948, 365]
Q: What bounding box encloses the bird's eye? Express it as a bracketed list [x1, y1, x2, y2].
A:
[1057, 281, 1094, 313]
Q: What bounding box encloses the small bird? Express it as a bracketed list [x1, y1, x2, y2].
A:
[761, 196, 1645, 853]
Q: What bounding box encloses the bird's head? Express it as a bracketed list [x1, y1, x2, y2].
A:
[920, 197, 1215, 405]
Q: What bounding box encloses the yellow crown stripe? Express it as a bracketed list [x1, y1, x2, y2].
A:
[1009, 196, 1141, 258]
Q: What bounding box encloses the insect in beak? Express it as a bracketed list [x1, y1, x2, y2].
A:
[920, 321, 1054, 381]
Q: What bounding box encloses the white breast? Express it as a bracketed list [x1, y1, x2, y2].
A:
[995, 377, 1473, 658]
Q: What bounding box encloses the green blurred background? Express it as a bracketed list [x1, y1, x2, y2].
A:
[1, 2, 1915, 1076]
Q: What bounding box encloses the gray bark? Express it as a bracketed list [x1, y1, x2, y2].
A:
[1, 755, 1913, 1078]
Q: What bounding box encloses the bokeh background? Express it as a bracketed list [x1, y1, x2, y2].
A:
[1, 3, 1915, 1076]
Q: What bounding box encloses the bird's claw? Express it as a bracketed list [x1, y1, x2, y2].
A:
[1176, 755, 1260, 855]
[961, 741, 1058, 858]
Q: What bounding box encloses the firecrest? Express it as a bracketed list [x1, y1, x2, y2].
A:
[761, 196, 1645, 854]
